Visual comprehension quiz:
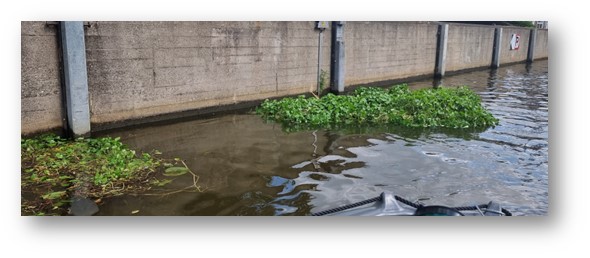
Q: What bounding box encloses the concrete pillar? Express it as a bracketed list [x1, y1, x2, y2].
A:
[491, 27, 502, 68]
[60, 21, 91, 137]
[435, 23, 449, 78]
[330, 21, 345, 93]
[527, 28, 537, 63]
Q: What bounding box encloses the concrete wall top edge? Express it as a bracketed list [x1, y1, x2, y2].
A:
[446, 22, 546, 30]
[23, 21, 545, 32]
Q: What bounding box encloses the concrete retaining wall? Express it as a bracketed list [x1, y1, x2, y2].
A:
[534, 29, 549, 59]
[21, 21, 549, 135]
[21, 22, 64, 134]
[446, 24, 495, 72]
[344, 22, 438, 85]
[84, 21, 331, 125]
[500, 27, 532, 64]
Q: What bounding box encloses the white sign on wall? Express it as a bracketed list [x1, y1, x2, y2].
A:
[316, 21, 330, 30]
[510, 34, 521, 50]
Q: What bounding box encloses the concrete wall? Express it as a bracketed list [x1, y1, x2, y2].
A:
[84, 21, 331, 125]
[21, 22, 64, 134]
[500, 27, 532, 64]
[534, 29, 549, 59]
[446, 24, 495, 72]
[344, 22, 438, 86]
[21, 21, 549, 135]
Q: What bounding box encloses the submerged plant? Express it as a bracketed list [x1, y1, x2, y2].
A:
[256, 84, 499, 130]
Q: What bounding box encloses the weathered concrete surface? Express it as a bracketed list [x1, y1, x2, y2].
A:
[343, 22, 439, 86]
[534, 29, 548, 59]
[500, 27, 532, 64]
[21, 21, 549, 134]
[21, 22, 64, 135]
[446, 24, 495, 72]
[84, 21, 331, 124]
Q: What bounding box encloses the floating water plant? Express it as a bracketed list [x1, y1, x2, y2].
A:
[21, 134, 201, 215]
[256, 84, 499, 129]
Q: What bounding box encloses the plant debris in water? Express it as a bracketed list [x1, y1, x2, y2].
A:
[21, 134, 201, 216]
[256, 84, 499, 129]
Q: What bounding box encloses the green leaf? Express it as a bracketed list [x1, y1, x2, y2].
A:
[42, 191, 66, 200]
[163, 167, 189, 176]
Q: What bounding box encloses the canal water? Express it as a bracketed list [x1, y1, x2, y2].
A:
[96, 60, 548, 216]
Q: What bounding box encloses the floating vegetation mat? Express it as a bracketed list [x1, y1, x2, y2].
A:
[21, 134, 202, 215]
[256, 84, 499, 130]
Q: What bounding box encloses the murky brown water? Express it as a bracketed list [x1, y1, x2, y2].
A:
[96, 60, 548, 216]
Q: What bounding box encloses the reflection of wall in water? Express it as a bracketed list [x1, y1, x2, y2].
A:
[105, 114, 332, 193]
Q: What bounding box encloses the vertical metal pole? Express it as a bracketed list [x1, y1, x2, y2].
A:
[491, 27, 503, 68]
[317, 30, 323, 94]
[527, 28, 537, 63]
[435, 23, 449, 78]
[330, 21, 345, 93]
[60, 21, 91, 137]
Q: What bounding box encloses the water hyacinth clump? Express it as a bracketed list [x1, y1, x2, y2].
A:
[256, 84, 499, 129]
[21, 134, 205, 215]
[21, 135, 164, 215]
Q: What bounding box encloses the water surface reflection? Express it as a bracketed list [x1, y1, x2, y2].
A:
[97, 60, 548, 216]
